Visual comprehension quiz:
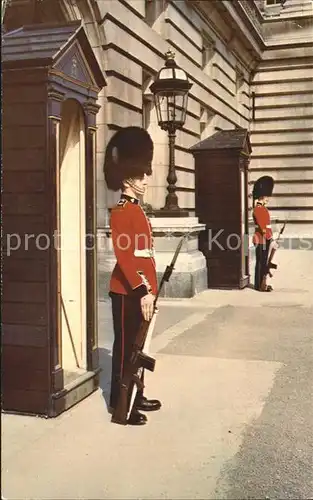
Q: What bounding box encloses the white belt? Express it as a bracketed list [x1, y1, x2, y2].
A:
[134, 249, 155, 258]
[255, 225, 271, 229]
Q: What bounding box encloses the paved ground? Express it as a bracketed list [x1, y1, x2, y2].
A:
[2, 249, 313, 499]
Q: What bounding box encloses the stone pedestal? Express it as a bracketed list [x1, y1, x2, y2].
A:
[97, 217, 208, 299]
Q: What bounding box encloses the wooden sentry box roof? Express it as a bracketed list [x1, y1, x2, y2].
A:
[2, 20, 105, 90]
[190, 128, 252, 154]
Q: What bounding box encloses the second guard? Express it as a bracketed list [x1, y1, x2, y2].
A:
[252, 175, 278, 292]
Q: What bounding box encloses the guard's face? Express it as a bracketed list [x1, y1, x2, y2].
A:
[124, 174, 148, 196]
[263, 196, 269, 205]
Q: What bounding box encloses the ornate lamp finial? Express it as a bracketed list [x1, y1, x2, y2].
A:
[165, 49, 175, 61]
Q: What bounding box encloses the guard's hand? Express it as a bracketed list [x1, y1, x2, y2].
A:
[141, 293, 155, 321]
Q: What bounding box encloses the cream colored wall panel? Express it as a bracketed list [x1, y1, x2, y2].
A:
[176, 170, 195, 189]
[149, 164, 168, 189]
[97, 179, 107, 212]
[109, 102, 142, 128]
[176, 129, 199, 150]
[107, 76, 142, 109]
[97, 207, 108, 228]
[96, 151, 106, 179]
[103, 2, 250, 124]
[252, 143, 313, 156]
[258, 59, 313, 71]
[103, 19, 163, 71]
[175, 148, 195, 170]
[270, 196, 313, 207]
[249, 169, 313, 181]
[191, 77, 249, 124]
[251, 130, 313, 144]
[252, 80, 313, 95]
[184, 113, 200, 137]
[215, 116, 235, 130]
[254, 67, 313, 83]
[273, 183, 313, 194]
[165, 23, 202, 66]
[96, 124, 109, 154]
[262, 46, 313, 60]
[212, 65, 236, 96]
[255, 105, 313, 119]
[147, 186, 170, 209]
[267, 209, 313, 221]
[250, 156, 312, 168]
[124, 0, 145, 17]
[105, 48, 142, 85]
[187, 96, 201, 118]
[152, 139, 174, 167]
[177, 190, 194, 209]
[251, 118, 313, 131]
[255, 93, 313, 107]
[95, 94, 108, 126]
[239, 91, 250, 109]
[213, 52, 236, 82]
[166, 3, 202, 49]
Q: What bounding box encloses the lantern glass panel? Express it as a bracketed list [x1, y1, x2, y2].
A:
[154, 89, 189, 129]
[159, 68, 174, 80]
[174, 68, 187, 80]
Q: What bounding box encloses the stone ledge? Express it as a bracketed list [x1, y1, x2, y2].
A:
[98, 266, 208, 299]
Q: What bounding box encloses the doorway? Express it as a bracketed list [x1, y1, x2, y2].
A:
[59, 99, 87, 384]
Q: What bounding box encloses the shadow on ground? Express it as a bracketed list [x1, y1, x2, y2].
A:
[98, 347, 112, 413]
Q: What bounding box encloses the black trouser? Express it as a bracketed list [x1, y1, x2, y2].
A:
[254, 239, 271, 290]
[109, 292, 145, 412]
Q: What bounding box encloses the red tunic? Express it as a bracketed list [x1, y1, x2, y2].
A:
[109, 194, 157, 297]
[253, 202, 273, 245]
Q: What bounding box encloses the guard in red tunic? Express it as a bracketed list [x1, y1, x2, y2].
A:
[252, 175, 276, 292]
[104, 126, 161, 426]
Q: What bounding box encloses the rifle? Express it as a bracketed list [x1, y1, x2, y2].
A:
[266, 220, 286, 278]
[111, 233, 189, 425]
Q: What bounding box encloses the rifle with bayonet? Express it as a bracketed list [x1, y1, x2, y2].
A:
[267, 220, 286, 278]
[111, 233, 189, 426]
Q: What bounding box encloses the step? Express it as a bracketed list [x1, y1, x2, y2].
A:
[254, 105, 313, 120]
[250, 156, 313, 168]
[252, 143, 313, 156]
[251, 118, 313, 131]
[251, 130, 313, 144]
[254, 93, 313, 107]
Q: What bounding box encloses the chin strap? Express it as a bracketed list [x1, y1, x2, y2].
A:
[125, 178, 145, 196]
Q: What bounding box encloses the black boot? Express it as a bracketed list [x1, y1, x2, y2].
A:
[136, 396, 162, 412]
[128, 409, 147, 426]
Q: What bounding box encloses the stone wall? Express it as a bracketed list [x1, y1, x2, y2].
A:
[94, 0, 257, 222]
[250, 11, 313, 236]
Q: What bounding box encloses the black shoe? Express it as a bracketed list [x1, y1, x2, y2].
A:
[128, 409, 147, 426]
[136, 396, 162, 412]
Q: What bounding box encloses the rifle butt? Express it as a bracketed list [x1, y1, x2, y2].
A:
[111, 387, 128, 425]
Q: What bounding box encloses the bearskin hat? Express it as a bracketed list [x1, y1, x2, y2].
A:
[104, 126, 154, 192]
[252, 176, 274, 200]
